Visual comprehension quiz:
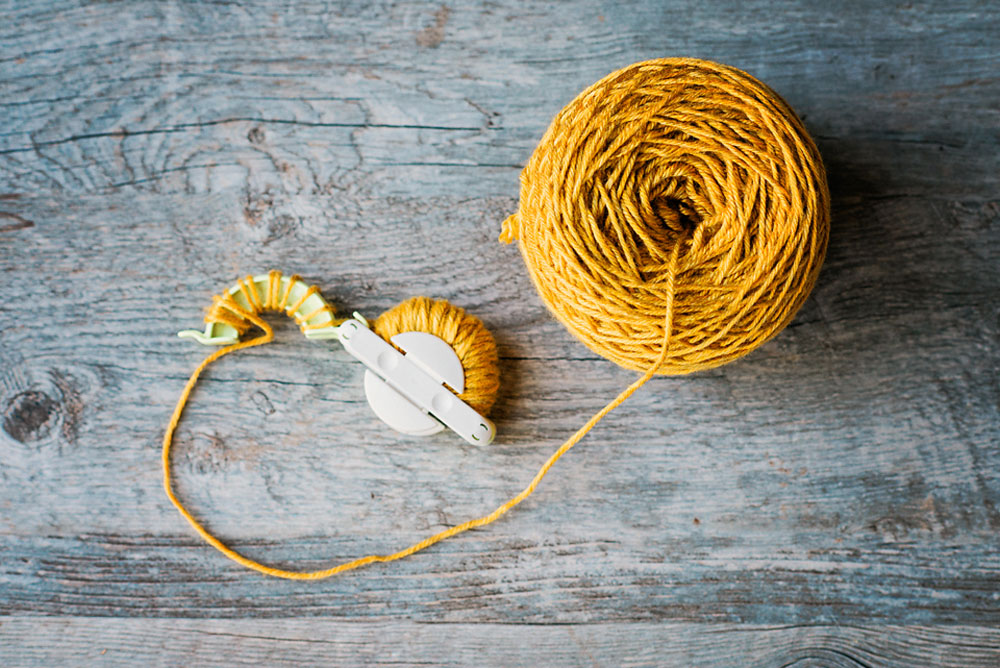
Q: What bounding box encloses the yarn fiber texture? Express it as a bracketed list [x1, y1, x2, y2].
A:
[501, 57, 830, 374]
[374, 296, 500, 417]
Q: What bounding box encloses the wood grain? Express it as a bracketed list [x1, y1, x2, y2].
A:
[1, 0, 998, 664]
[2, 618, 1000, 667]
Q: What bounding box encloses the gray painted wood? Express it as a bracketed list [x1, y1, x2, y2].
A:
[2, 618, 1000, 668]
[1, 0, 998, 664]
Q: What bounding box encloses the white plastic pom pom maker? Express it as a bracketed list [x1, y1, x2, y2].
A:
[177, 273, 496, 446]
[336, 314, 495, 445]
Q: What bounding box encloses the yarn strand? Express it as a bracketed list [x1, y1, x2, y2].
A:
[163, 247, 679, 580]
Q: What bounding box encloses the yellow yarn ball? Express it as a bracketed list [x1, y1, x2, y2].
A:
[374, 296, 501, 417]
[501, 58, 830, 374]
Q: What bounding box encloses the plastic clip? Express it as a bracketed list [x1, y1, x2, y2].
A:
[337, 315, 496, 445]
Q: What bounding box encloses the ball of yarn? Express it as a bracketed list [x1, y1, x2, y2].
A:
[500, 58, 830, 374]
[374, 297, 500, 417]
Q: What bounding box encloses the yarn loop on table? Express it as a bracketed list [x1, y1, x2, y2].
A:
[501, 57, 830, 373]
[163, 273, 502, 580]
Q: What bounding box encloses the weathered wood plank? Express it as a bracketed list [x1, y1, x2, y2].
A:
[2, 0, 998, 199]
[2, 618, 1000, 668]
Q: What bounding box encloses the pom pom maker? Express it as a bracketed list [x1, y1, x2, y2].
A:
[177, 273, 495, 445]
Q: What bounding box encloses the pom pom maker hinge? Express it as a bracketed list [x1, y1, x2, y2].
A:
[177, 272, 495, 445]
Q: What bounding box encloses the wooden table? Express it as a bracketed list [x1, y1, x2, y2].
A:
[2, 1, 998, 665]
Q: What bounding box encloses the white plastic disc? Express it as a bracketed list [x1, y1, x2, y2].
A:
[363, 331, 464, 436]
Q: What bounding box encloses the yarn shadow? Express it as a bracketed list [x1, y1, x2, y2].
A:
[471, 130, 995, 449]
[710, 134, 996, 414]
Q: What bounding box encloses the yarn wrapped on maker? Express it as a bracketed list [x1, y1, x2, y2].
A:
[501, 58, 830, 374]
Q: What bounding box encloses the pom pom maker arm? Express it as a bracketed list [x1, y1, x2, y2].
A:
[177, 272, 495, 445]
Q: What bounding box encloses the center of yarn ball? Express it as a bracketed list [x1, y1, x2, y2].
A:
[501, 57, 831, 374]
